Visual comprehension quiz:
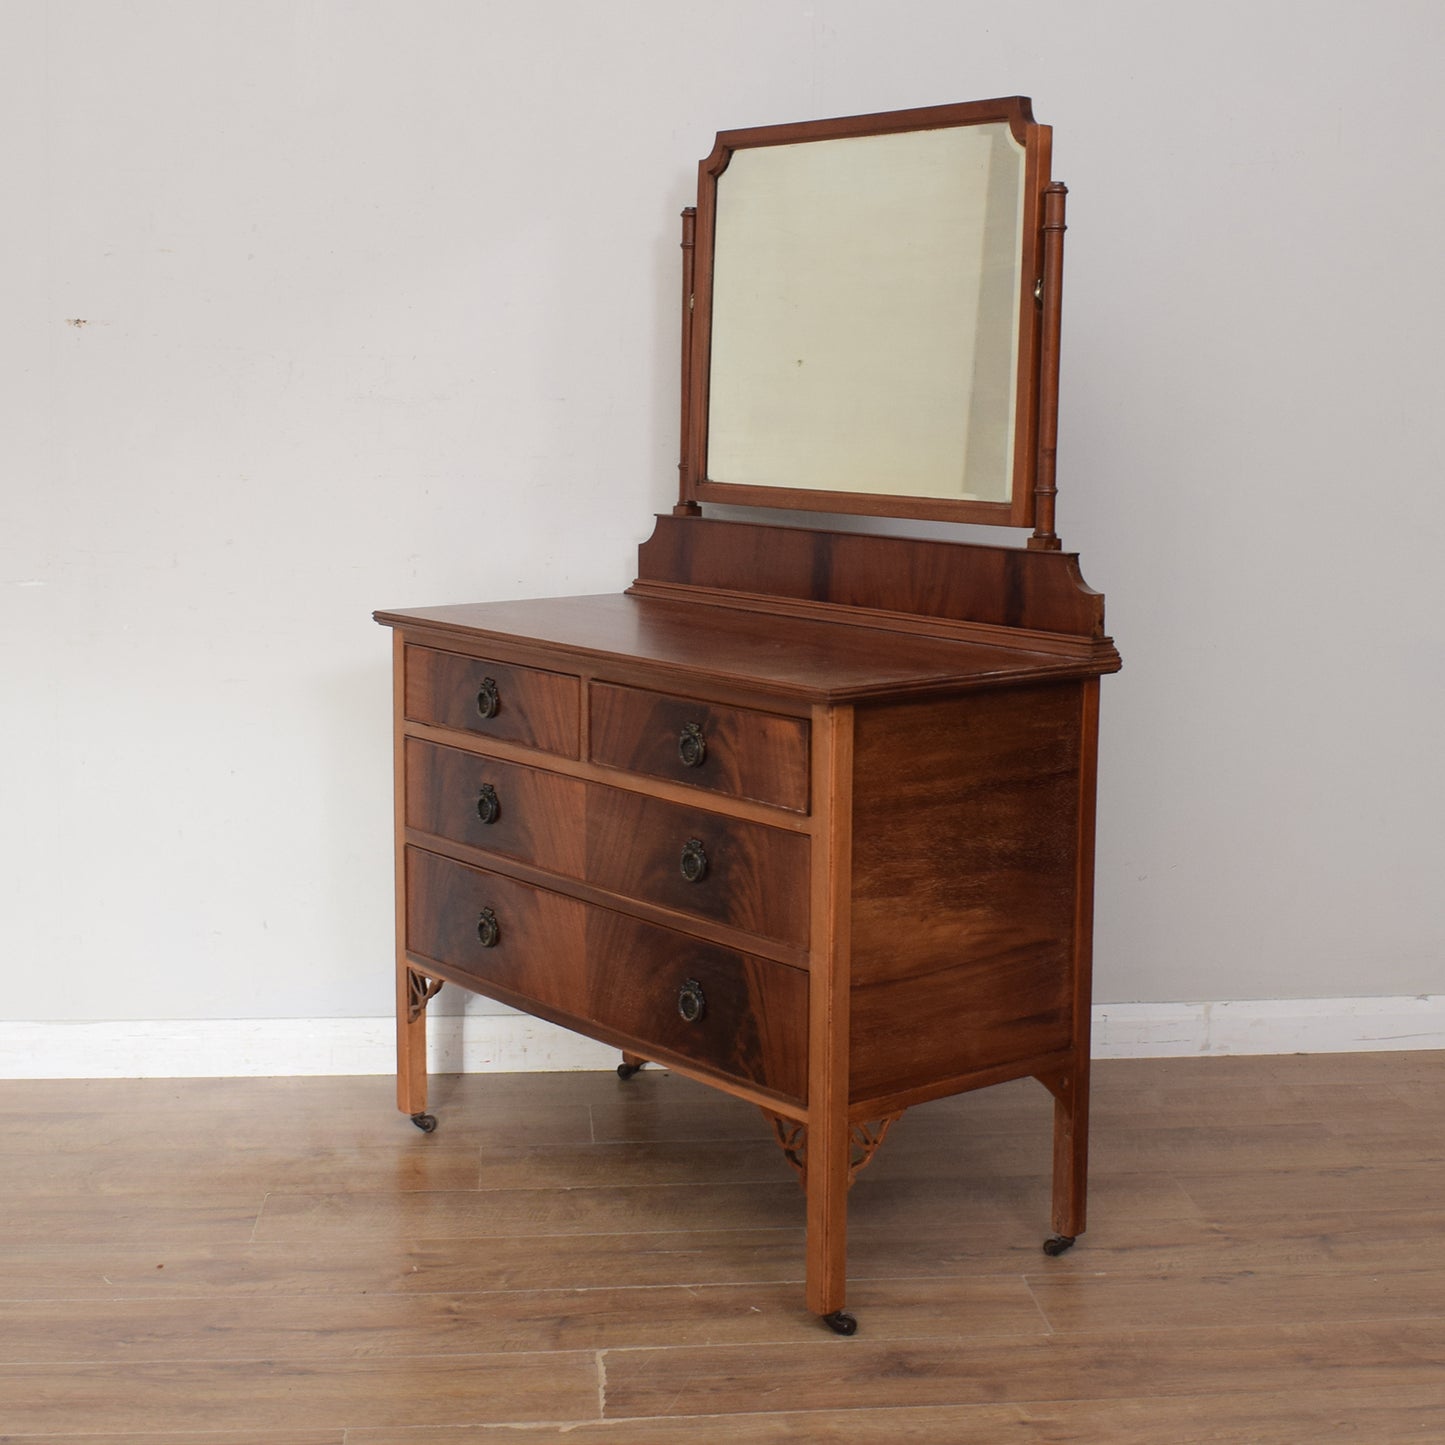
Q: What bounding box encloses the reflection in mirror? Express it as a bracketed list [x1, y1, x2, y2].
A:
[705, 122, 1026, 503]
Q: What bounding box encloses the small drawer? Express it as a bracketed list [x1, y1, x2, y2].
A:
[405, 646, 579, 756]
[405, 848, 807, 1102]
[404, 739, 587, 878]
[585, 784, 809, 946]
[589, 682, 809, 812]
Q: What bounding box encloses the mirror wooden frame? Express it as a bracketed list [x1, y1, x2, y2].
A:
[678, 96, 1063, 538]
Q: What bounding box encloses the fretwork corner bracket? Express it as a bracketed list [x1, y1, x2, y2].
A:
[763, 1110, 903, 1188]
[406, 969, 444, 1023]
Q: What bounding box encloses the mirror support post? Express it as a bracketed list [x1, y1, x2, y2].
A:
[674, 206, 703, 517]
[1028, 182, 1067, 551]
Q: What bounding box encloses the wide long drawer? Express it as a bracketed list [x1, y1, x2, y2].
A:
[405, 738, 809, 946]
[404, 739, 588, 878]
[405, 848, 808, 1102]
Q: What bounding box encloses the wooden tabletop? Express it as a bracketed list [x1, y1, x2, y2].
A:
[375, 592, 1114, 703]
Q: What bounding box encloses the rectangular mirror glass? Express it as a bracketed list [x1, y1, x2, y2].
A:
[682, 100, 1054, 528]
[709, 123, 1024, 502]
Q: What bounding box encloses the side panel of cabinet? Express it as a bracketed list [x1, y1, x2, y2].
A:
[847, 682, 1083, 1102]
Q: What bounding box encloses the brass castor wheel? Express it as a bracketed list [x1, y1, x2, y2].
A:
[821, 1310, 858, 1336]
[616, 1061, 644, 1079]
[1042, 1233, 1076, 1256]
[410, 1113, 437, 1133]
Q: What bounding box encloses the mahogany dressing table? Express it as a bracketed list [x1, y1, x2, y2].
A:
[376, 97, 1120, 1335]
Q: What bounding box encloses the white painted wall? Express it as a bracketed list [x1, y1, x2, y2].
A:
[3, 2, 1441, 1063]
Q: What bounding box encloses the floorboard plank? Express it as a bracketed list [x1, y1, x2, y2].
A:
[1027, 1264, 1445, 1332]
[849, 1205, 1445, 1280]
[0, 1276, 1048, 1365]
[0, 1145, 482, 1198]
[0, 1230, 808, 1302]
[251, 1181, 809, 1241]
[341, 1383, 1445, 1443]
[0, 1196, 265, 1248]
[0, 1351, 601, 1435]
[598, 1318, 1445, 1418]
[1175, 1161, 1445, 1219]
[0, 1434, 343, 1445]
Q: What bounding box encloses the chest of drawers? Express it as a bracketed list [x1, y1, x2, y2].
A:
[377, 515, 1119, 1332]
[375, 94, 1121, 1335]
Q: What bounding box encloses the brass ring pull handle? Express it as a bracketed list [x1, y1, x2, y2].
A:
[677, 978, 706, 1024]
[475, 783, 500, 825]
[679, 838, 708, 883]
[475, 678, 500, 719]
[678, 722, 706, 768]
[476, 908, 500, 948]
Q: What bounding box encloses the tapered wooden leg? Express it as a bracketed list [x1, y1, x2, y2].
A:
[390, 629, 433, 1131]
[804, 1106, 851, 1322]
[1048, 1060, 1089, 1243]
[806, 702, 856, 1333]
[397, 964, 434, 1126]
[1045, 678, 1099, 1251]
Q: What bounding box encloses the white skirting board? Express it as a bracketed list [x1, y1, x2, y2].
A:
[1091, 995, 1445, 1058]
[1, 996, 1443, 1079]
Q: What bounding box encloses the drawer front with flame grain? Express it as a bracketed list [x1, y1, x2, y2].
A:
[404, 738, 587, 879]
[405, 848, 807, 1102]
[589, 682, 809, 812]
[584, 787, 809, 946]
[405, 646, 579, 756]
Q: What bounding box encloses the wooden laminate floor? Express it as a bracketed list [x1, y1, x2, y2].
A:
[1, 1052, 1443, 1442]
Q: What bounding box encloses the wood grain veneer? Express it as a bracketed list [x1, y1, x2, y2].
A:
[379, 515, 1116, 1323]
[584, 785, 809, 946]
[406, 847, 808, 1102]
[404, 645, 580, 755]
[588, 680, 811, 811]
[404, 738, 588, 878]
[376, 98, 1119, 1328]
